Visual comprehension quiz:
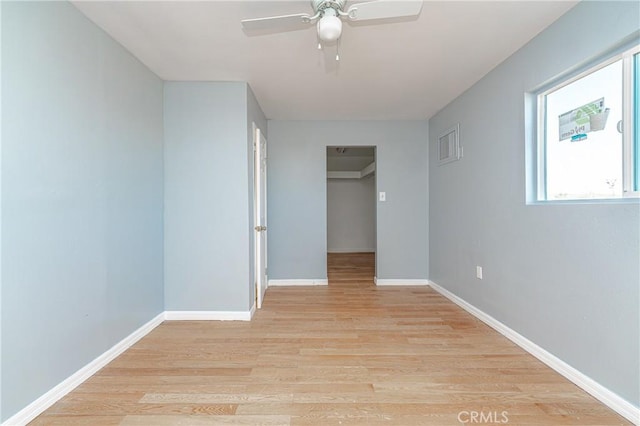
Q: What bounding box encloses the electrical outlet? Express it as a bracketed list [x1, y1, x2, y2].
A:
[476, 266, 483, 280]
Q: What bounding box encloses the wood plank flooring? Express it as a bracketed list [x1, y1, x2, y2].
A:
[31, 253, 631, 425]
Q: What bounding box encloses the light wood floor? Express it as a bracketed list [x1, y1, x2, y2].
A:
[31, 253, 630, 425]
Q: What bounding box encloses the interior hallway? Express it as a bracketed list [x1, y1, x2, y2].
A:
[30, 254, 630, 425]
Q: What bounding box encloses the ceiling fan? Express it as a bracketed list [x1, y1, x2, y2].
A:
[241, 0, 423, 58]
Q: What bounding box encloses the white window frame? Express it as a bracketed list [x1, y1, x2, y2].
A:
[535, 44, 640, 201]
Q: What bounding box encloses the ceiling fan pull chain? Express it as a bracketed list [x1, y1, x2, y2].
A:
[336, 38, 340, 61]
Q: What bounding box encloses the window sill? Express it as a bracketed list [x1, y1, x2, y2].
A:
[527, 196, 640, 206]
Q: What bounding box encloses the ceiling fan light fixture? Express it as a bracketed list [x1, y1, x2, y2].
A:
[317, 14, 342, 42]
[241, 0, 424, 56]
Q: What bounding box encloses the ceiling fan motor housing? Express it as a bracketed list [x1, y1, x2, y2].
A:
[312, 0, 347, 15]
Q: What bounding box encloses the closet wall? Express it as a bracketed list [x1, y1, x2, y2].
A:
[327, 177, 376, 252]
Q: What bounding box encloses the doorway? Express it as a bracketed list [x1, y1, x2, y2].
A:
[326, 146, 376, 285]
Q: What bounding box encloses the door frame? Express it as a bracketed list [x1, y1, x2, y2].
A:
[325, 145, 377, 278]
[253, 124, 268, 309]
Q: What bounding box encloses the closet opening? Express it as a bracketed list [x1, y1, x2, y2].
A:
[326, 146, 376, 285]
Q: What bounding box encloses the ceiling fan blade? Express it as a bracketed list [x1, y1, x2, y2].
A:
[346, 0, 423, 22]
[241, 13, 312, 31]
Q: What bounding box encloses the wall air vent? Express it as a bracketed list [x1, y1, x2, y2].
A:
[438, 124, 461, 165]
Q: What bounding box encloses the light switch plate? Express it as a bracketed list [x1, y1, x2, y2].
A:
[379, 192, 386, 202]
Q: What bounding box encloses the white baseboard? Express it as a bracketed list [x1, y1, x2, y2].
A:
[374, 277, 429, 286]
[327, 249, 375, 253]
[428, 280, 640, 425]
[268, 279, 328, 286]
[2, 306, 259, 425]
[2, 312, 165, 426]
[8, 287, 637, 426]
[249, 303, 256, 319]
[164, 310, 253, 321]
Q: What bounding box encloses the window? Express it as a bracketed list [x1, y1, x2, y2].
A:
[536, 45, 639, 201]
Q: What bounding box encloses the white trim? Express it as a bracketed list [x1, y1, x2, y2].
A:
[327, 249, 376, 253]
[249, 303, 256, 318]
[1, 307, 260, 425]
[374, 278, 429, 286]
[621, 46, 639, 197]
[428, 281, 640, 425]
[8, 287, 637, 426]
[536, 44, 640, 202]
[2, 313, 165, 426]
[164, 310, 253, 321]
[267, 279, 328, 286]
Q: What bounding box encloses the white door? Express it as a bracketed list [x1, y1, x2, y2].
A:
[254, 126, 268, 309]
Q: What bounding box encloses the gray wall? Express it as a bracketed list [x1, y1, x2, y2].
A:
[429, 1, 640, 406]
[327, 177, 376, 253]
[164, 82, 264, 311]
[1, 2, 164, 420]
[267, 121, 428, 280]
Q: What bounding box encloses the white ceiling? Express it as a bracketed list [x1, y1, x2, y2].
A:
[72, 0, 577, 120]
